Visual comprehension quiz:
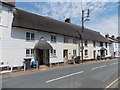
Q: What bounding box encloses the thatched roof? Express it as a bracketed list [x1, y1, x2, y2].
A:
[12, 9, 110, 43]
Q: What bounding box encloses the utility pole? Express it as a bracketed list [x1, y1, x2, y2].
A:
[81, 9, 90, 63]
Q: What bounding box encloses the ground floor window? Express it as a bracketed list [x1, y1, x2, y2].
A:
[26, 49, 34, 57]
[85, 50, 88, 56]
[51, 49, 56, 56]
[73, 50, 77, 56]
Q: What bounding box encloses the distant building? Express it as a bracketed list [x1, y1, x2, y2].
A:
[105, 35, 120, 58]
[0, 1, 111, 68]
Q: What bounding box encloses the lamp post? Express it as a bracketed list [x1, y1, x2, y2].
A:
[81, 9, 90, 63]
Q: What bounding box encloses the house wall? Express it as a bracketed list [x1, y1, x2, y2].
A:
[1, 4, 112, 67]
[83, 40, 94, 59]
[0, 4, 14, 66]
[2, 27, 64, 66]
[63, 37, 79, 60]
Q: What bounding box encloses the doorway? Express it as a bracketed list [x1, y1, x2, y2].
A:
[100, 50, 105, 58]
[35, 49, 49, 66]
[93, 50, 96, 59]
[63, 49, 68, 59]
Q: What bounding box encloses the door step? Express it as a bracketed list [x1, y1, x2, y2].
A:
[39, 65, 48, 70]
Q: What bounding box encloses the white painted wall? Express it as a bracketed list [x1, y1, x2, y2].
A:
[0, 4, 14, 66]
[1, 4, 112, 67]
[63, 37, 79, 60]
[3, 27, 65, 66]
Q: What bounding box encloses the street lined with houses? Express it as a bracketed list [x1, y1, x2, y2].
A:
[2, 59, 119, 88]
[0, 0, 119, 89]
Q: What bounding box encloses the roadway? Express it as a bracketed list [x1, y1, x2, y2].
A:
[1, 59, 119, 89]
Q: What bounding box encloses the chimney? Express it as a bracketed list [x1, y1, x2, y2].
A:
[65, 18, 71, 24]
[111, 35, 115, 39]
[117, 37, 120, 40]
[1, 0, 16, 6]
[105, 34, 109, 38]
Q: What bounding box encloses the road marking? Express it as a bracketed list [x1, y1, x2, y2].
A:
[91, 65, 106, 70]
[104, 77, 120, 90]
[110, 62, 118, 65]
[46, 71, 84, 83]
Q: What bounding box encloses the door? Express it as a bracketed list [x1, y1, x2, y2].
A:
[93, 50, 96, 59]
[63, 50, 68, 59]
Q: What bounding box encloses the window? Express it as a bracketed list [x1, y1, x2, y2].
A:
[0, 16, 1, 24]
[84, 41, 88, 46]
[100, 42, 103, 47]
[64, 37, 68, 43]
[73, 39, 77, 44]
[73, 50, 77, 56]
[106, 50, 108, 55]
[85, 50, 88, 56]
[51, 50, 56, 56]
[26, 32, 35, 41]
[26, 49, 34, 57]
[51, 35, 56, 42]
[105, 42, 107, 48]
[93, 41, 96, 47]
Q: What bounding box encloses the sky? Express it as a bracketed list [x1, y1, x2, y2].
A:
[15, 0, 118, 37]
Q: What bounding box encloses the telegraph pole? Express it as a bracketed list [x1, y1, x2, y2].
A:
[81, 9, 90, 63]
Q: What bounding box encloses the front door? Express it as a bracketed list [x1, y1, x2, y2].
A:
[100, 50, 105, 57]
[63, 50, 68, 59]
[93, 50, 96, 59]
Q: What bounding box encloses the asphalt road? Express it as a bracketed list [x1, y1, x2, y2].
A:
[1, 59, 119, 89]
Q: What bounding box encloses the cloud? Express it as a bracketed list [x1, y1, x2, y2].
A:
[87, 15, 118, 36]
[16, 1, 118, 36]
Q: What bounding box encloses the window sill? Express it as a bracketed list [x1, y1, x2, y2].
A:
[50, 42, 57, 43]
[50, 56, 57, 58]
[26, 40, 35, 42]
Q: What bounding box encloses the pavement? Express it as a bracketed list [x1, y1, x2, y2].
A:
[1, 59, 119, 89]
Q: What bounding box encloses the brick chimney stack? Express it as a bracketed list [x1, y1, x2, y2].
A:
[1, 0, 16, 6]
[65, 18, 71, 24]
[111, 35, 115, 39]
[105, 34, 109, 38]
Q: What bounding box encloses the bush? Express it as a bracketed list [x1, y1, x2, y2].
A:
[74, 56, 81, 64]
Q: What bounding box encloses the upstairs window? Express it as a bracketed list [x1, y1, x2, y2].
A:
[26, 32, 35, 41]
[84, 41, 88, 46]
[0, 16, 1, 24]
[64, 37, 68, 43]
[85, 50, 88, 56]
[73, 39, 77, 44]
[100, 42, 103, 47]
[105, 42, 107, 48]
[93, 41, 96, 47]
[51, 35, 56, 42]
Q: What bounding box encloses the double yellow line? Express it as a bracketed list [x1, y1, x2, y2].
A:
[104, 77, 120, 90]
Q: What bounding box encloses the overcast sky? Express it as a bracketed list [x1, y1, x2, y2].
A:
[16, 0, 118, 37]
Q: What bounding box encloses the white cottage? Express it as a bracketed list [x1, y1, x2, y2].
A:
[0, 1, 111, 69]
[106, 35, 120, 58]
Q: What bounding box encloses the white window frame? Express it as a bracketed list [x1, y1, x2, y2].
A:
[84, 40, 88, 46]
[73, 39, 77, 44]
[51, 49, 56, 56]
[26, 32, 35, 41]
[64, 37, 68, 43]
[85, 50, 88, 56]
[73, 50, 77, 56]
[51, 35, 56, 42]
[26, 49, 34, 57]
